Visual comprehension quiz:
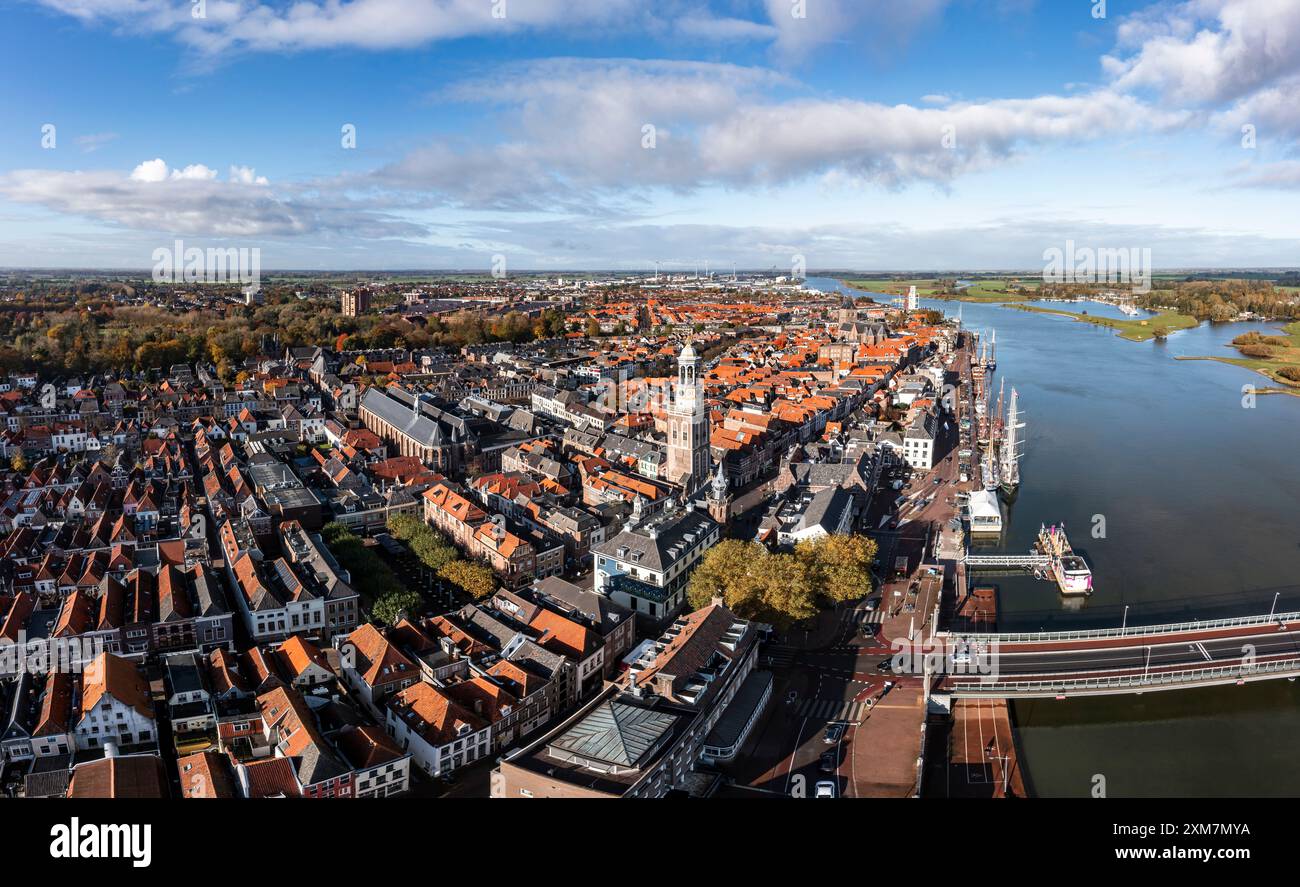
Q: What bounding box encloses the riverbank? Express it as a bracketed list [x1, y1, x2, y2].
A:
[1001, 303, 1198, 341]
[1174, 319, 1300, 395]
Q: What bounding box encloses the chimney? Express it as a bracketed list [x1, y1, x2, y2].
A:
[103, 741, 119, 759]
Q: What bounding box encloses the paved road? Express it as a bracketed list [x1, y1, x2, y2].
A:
[909, 625, 1300, 695]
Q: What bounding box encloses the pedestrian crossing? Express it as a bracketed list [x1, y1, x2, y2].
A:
[797, 698, 869, 723]
[765, 645, 797, 668]
[839, 608, 884, 629]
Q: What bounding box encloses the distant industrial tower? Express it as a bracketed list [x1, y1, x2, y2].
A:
[340, 289, 370, 317]
[906, 285, 919, 312]
[666, 341, 709, 489]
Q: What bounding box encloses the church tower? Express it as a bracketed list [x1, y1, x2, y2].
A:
[666, 341, 709, 490]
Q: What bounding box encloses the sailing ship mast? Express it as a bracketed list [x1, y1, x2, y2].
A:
[999, 387, 1025, 492]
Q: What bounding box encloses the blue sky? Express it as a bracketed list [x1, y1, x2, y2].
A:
[2, 0, 1299, 270]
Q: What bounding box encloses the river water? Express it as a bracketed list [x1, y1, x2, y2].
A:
[810, 277, 1300, 797]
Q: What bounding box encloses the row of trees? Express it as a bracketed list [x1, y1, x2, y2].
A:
[686, 534, 878, 628]
[387, 514, 497, 602]
[319, 521, 419, 626]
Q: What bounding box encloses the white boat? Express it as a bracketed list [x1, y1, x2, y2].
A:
[1055, 555, 1094, 594]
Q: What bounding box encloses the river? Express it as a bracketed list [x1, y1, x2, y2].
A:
[809, 276, 1300, 797]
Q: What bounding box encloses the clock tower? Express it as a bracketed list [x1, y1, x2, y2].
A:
[666, 341, 708, 490]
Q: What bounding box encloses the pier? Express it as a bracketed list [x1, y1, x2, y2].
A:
[962, 523, 1092, 595]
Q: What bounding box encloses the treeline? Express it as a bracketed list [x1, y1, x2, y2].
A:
[1140, 281, 1300, 321]
[387, 514, 496, 601]
[320, 521, 417, 625]
[0, 290, 570, 379]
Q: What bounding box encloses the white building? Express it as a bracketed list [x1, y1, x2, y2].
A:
[592, 501, 720, 624]
[73, 652, 157, 752]
[385, 682, 492, 778]
[903, 412, 937, 471]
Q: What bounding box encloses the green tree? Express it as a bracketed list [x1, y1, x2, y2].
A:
[373, 589, 422, 626]
[320, 521, 406, 606]
[388, 514, 459, 571]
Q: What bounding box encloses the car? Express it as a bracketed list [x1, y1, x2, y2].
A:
[822, 723, 845, 744]
[952, 646, 972, 666]
[861, 622, 879, 636]
[876, 659, 894, 673]
[815, 780, 838, 798]
[864, 597, 880, 611]
[819, 751, 838, 773]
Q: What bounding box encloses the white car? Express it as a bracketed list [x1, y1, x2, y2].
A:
[814, 780, 837, 799]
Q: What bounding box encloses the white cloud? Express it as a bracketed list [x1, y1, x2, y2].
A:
[1105, 0, 1300, 105]
[675, 14, 778, 42]
[129, 158, 219, 182]
[0, 164, 425, 240]
[73, 132, 119, 153]
[34, 0, 644, 55]
[229, 165, 270, 185]
[128, 158, 170, 182]
[170, 163, 219, 181]
[375, 61, 1188, 207]
[762, 0, 949, 61]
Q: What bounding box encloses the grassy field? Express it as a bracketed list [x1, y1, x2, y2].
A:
[841, 278, 946, 296]
[955, 279, 1039, 302]
[1003, 304, 1200, 341]
[1175, 320, 1300, 392]
[841, 277, 1041, 302]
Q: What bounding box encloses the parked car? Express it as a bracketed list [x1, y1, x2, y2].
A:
[820, 751, 838, 773]
[822, 723, 845, 744]
[815, 780, 837, 799]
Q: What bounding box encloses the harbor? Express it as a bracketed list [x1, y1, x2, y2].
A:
[924, 293, 1300, 797]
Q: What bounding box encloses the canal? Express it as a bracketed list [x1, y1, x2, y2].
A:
[809, 277, 1300, 797]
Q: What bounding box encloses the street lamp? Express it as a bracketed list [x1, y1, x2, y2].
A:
[1270, 591, 1281, 620]
[1121, 605, 1129, 631]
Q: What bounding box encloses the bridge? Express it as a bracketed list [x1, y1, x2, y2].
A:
[900, 609, 1300, 698]
[963, 554, 1050, 568]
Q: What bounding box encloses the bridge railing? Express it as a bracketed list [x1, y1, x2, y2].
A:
[940, 609, 1300, 644]
[963, 555, 1051, 566]
[947, 656, 1300, 695]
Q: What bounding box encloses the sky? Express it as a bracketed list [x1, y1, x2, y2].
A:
[1, 0, 1300, 271]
